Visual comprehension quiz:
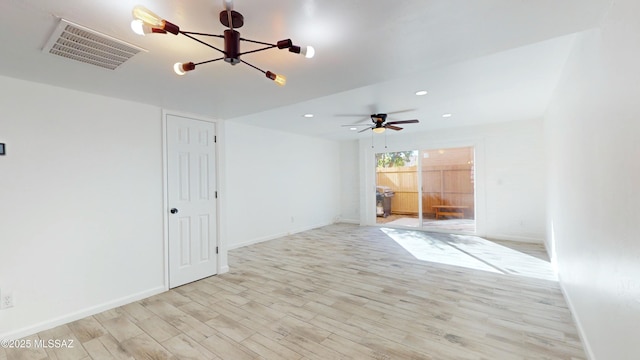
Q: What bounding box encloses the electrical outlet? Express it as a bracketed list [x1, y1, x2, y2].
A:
[1, 292, 14, 309]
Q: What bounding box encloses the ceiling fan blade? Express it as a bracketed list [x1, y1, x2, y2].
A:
[358, 127, 372, 133]
[385, 125, 403, 131]
[386, 109, 416, 115]
[386, 119, 419, 125]
[335, 114, 371, 124]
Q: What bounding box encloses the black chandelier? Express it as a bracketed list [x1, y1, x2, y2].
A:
[130, 1, 314, 86]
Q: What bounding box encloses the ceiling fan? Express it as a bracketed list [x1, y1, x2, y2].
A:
[342, 112, 419, 133]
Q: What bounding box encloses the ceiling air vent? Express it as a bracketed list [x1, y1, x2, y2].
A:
[43, 19, 146, 70]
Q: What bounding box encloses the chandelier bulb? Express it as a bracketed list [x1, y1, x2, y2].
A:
[132, 5, 163, 27]
[302, 45, 315, 59]
[174, 62, 196, 75]
[266, 71, 286, 86]
[289, 45, 315, 59]
[131, 20, 166, 36]
[132, 5, 179, 35]
[130, 20, 145, 35]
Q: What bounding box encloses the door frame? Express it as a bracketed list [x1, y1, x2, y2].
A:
[361, 138, 486, 237]
[161, 110, 227, 290]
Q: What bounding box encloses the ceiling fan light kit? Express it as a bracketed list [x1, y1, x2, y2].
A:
[131, 1, 314, 86]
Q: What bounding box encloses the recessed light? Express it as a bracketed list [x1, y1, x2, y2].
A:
[303, 113, 314, 118]
[415, 90, 428, 96]
[442, 113, 452, 118]
[350, 127, 357, 131]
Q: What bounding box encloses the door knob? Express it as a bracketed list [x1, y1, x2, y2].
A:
[170, 208, 178, 214]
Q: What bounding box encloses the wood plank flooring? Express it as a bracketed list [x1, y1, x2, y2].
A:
[2, 224, 586, 359]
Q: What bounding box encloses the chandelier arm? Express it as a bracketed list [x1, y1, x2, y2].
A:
[180, 32, 227, 55]
[239, 37, 277, 47]
[194, 57, 226, 66]
[237, 45, 277, 57]
[239, 60, 266, 75]
[180, 31, 225, 39]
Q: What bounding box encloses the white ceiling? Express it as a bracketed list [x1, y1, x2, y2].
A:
[0, 0, 611, 140]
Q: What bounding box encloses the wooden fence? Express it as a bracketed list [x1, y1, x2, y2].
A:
[376, 165, 475, 218]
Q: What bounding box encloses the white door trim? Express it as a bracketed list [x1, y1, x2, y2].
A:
[161, 109, 227, 291]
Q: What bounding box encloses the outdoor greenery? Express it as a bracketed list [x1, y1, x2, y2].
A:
[376, 151, 417, 168]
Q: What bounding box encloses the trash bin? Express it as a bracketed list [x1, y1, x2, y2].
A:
[376, 186, 394, 217]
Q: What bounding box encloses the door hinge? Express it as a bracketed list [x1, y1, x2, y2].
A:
[216, 246, 219, 254]
[215, 191, 218, 198]
[214, 135, 217, 143]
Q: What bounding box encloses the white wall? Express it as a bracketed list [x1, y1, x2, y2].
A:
[0, 75, 342, 339]
[338, 140, 360, 223]
[359, 119, 546, 242]
[0, 75, 165, 339]
[544, 1, 640, 358]
[224, 121, 341, 249]
[483, 122, 546, 241]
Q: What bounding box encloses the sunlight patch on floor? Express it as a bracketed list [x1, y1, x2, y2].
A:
[380, 227, 557, 281]
[383, 217, 421, 227]
[381, 217, 476, 233]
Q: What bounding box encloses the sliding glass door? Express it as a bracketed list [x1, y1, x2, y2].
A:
[375, 151, 420, 227]
[375, 146, 476, 233]
[421, 146, 475, 232]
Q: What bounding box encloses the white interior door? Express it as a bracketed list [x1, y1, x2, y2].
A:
[166, 114, 217, 288]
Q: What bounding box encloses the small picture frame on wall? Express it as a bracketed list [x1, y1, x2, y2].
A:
[0, 143, 5, 155]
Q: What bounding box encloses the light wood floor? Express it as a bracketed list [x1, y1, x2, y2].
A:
[377, 215, 476, 233]
[3, 224, 586, 359]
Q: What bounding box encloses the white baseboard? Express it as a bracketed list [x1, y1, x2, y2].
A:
[485, 233, 545, 243]
[290, 222, 333, 236]
[558, 278, 595, 360]
[227, 231, 289, 250]
[227, 222, 333, 250]
[336, 218, 360, 224]
[218, 265, 230, 274]
[0, 286, 165, 341]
